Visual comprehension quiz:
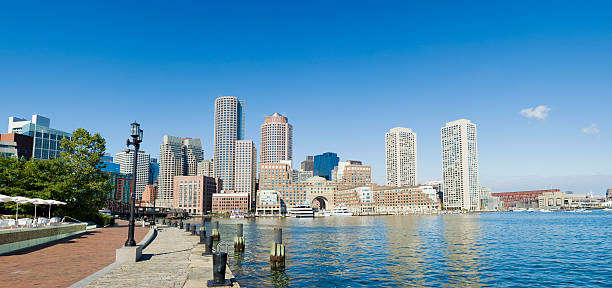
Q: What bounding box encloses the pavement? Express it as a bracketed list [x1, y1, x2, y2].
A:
[86, 225, 239, 288]
[0, 220, 148, 288]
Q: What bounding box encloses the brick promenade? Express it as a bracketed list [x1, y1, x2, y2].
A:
[0, 220, 148, 288]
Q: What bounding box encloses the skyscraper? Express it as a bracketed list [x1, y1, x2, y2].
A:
[300, 155, 314, 172]
[385, 127, 417, 187]
[234, 140, 257, 208]
[115, 150, 151, 200]
[183, 138, 203, 176]
[197, 159, 214, 178]
[314, 152, 339, 180]
[214, 96, 245, 190]
[441, 119, 480, 211]
[158, 135, 185, 207]
[260, 112, 292, 164]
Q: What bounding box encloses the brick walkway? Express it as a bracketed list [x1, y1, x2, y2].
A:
[0, 220, 148, 288]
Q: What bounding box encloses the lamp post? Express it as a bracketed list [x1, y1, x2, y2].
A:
[152, 182, 157, 226]
[125, 122, 143, 247]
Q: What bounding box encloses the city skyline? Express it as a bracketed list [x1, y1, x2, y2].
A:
[1, 2, 611, 195]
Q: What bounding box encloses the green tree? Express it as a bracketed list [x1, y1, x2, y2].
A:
[58, 128, 111, 215]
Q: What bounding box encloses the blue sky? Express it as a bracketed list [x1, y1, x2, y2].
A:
[1, 1, 611, 194]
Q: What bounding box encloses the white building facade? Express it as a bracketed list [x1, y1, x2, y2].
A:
[197, 159, 214, 178]
[441, 119, 480, 211]
[158, 135, 185, 207]
[115, 150, 151, 200]
[385, 127, 417, 187]
[214, 96, 245, 190]
[234, 140, 257, 208]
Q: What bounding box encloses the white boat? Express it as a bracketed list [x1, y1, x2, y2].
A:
[538, 209, 553, 213]
[330, 204, 353, 216]
[512, 208, 527, 212]
[288, 205, 314, 218]
[315, 210, 331, 217]
[603, 208, 612, 211]
[230, 210, 245, 218]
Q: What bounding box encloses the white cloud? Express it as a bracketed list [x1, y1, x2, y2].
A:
[519, 105, 551, 120]
[582, 123, 600, 135]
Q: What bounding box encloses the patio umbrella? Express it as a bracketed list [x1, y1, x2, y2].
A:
[47, 200, 67, 218]
[11, 196, 32, 221]
[30, 198, 49, 219]
[0, 194, 14, 203]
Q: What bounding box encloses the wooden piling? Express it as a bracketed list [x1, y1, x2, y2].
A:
[270, 228, 285, 269]
[212, 221, 220, 241]
[234, 223, 245, 252]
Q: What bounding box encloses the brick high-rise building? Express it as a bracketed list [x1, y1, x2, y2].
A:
[260, 112, 292, 164]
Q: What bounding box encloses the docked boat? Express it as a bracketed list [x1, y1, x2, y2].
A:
[230, 210, 245, 218]
[288, 205, 314, 218]
[538, 209, 553, 213]
[603, 208, 612, 211]
[330, 204, 353, 216]
[315, 210, 331, 217]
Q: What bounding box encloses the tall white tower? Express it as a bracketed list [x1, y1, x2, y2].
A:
[214, 96, 245, 190]
[158, 135, 184, 207]
[385, 127, 417, 187]
[235, 140, 257, 208]
[441, 119, 480, 211]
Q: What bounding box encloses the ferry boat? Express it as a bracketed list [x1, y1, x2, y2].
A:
[288, 205, 314, 218]
[230, 210, 245, 218]
[314, 210, 331, 217]
[538, 209, 553, 213]
[330, 204, 353, 216]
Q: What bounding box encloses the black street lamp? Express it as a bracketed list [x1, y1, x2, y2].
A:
[152, 182, 157, 226]
[125, 122, 143, 247]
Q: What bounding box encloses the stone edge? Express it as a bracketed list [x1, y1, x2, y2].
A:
[0, 224, 88, 255]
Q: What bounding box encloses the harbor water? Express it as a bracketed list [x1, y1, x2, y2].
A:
[206, 211, 612, 287]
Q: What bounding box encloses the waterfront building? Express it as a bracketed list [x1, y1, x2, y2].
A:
[300, 155, 314, 172]
[441, 119, 480, 211]
[0, 139, 18, 158]
[115, 150, 151, 200]
[183, 138, 203, 176]
[142, 184, 157, 206]
[260, 113, 292, 164]
[197, 159, 214, 177]
[149, 158, 159, 184]
[538, 191, 599, 209]
[332, 160, 371, 188]
[385, 127, 417, 187]
[492, 189, 560, 209]
[335, 185, 440, 214]
[479, 187, 502, 211]
[314, 152, 339, 180]
[212, 191, 250, 214]
[214, 96, 245, 191]
[235, 140, 257, 208]
[607, 188, 612, 201]
[0, 133, 33, 159]
[158, 135, 185, 208]
[8, 115, 72, 160]
[255, 190, 284, 216]
[173, 175, 220, 214]
[100, 154, 120, 173]
[293, 169, 313, 182]
[423, 180, 444, 204]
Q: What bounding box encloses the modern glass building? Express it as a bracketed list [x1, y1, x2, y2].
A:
[149, 158, 159, 184]
[8, 115, 72, 160]
[313, 152, 339, 180]
[100, 154, 120, 173]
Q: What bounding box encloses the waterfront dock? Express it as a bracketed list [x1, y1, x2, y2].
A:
[83, 224, 238, 288]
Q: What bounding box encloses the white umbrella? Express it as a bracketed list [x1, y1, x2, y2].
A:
[0, 194, 14, 203]
[30, 198, 49, 219]
[46, 200, 66, 218]
[11, 196, 32, 221]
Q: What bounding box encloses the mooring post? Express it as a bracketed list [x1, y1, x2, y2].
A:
[162, 218, 166, 225]
[270, 227, 285, 269]
[207, 252, 231, 287]
[234, 223, 245, 252]
[179, 220, 183, 230]
[185, 222, 190, 232]
[199, 226, 207, 244]
[191, 223, 197, 235]
[212, 221, 220, 241]
[202, 236, 214, 255]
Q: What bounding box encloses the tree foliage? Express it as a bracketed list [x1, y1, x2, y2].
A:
[0, 128, 111, 223]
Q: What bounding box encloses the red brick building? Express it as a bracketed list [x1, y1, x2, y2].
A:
[212, 191, 250, 214]
[0, 133, 33, 159]
[492, 189, 560, 207]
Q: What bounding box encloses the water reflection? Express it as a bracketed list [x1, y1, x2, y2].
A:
[440, 214, 484, 287]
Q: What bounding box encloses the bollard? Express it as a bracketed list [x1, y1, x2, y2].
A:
[199, 226, 207, 244]
[179, 220, 183, 230]
[202, 236, 214, 255]
[172, 221, 177, 227]
[234, 223, 245, 252]
[212, 221, 220, 241]
[191, 224, 197, 235]
[207, 252, 231, 287]
[270, 228, 285, 269]
[162, 218, 166, 225]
